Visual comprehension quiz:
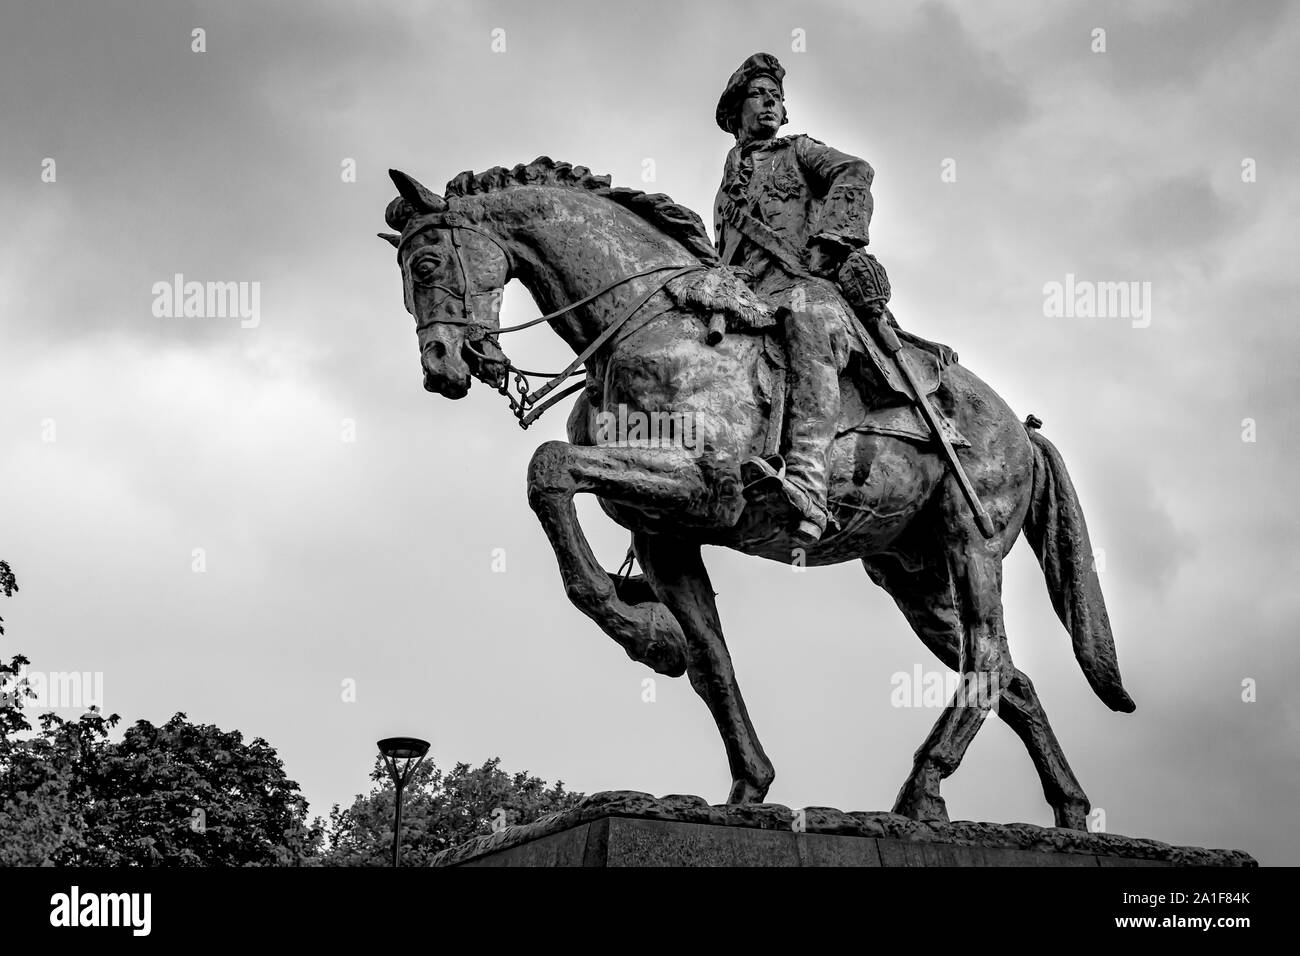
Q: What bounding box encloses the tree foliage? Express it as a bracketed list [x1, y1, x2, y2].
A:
[1, 708, 323, 866]
[4, 560, 575, 866]
[322, 756, 583, 866]
[1, 560, 321, 865]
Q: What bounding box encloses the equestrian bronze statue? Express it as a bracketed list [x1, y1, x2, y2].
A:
[377, 53, 1134, 830]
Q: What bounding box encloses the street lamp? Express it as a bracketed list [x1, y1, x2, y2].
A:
[377, 736, 430, 867]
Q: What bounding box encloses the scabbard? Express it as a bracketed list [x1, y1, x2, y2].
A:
[865, 314, 996, 538]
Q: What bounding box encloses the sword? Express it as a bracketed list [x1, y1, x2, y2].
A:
[864, 308, 997, 539]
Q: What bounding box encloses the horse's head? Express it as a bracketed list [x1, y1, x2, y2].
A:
[381, 170, 510, 399]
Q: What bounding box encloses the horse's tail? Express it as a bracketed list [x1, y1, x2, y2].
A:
[1023, 420, 1135, 713]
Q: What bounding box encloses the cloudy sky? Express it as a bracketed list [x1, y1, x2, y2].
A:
[2, 0, 1297, 864]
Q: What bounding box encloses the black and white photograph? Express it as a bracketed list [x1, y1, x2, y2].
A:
[0, 0, 1290, 936]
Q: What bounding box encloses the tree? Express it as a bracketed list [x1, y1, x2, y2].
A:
[0, 711, 117, 865]
[2, 708, 323, 866]
[0, 559, 21, 724]
[0, 559, 68, 865]
[4, 561, 575, 866]
[65, 712, 324, 866]
[1, 560, 321, 865]
[322, 757, 583, 866]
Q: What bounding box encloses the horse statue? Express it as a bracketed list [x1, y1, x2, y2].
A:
[378, 158, 1135, 830]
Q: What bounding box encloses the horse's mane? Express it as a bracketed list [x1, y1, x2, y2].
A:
[442, 157, 719, 264]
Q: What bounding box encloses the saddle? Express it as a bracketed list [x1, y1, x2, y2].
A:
[667, 266, 969, 453]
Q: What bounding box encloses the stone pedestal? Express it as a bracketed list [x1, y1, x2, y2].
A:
[429, 792, 1256, 868]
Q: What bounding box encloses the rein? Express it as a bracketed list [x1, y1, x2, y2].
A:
[401, 214, 701, 429]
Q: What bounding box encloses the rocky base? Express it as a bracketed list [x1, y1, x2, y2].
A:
[430, 791, 1257, 867]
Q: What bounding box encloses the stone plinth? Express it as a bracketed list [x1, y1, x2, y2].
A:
[430, 791, 1256, 868]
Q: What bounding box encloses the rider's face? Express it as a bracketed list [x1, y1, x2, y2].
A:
[737, 77, 783, 141]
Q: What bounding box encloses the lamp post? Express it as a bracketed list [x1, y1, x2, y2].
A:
[377, 736, 430, 867]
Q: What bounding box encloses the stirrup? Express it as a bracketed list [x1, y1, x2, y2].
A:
[741, 454, 787, 493]
[793, 518, 824, 544]
[742, 454, 834, 538]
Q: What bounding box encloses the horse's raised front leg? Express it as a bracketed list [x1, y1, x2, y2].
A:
[526, 440, 741, 677]
[635, 531, 775, 804]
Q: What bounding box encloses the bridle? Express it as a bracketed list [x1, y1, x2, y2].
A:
[399, 213, 702, 428]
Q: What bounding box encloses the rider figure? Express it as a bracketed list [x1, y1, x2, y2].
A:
[714, 52, 874, 543]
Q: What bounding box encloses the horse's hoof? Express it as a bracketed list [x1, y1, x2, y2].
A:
[893, 769, 950, 824]
[894, 794, 949, 825]
[1053, 800, 1090, 831]
[726, 778, 770, 805]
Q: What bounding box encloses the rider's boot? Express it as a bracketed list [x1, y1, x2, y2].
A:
[743, 306, 840, 544]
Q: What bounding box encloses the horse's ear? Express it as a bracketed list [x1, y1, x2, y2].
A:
[388, 169, 446, 213]
[377, 232, 400, 248]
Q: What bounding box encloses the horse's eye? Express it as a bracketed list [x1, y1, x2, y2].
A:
[412, 258, 440, 282]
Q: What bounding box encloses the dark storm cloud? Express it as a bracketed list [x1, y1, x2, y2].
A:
[1127, 174, 1238, 250]
[2, 0, 1297, 865]
[1095, 0, 1289, 92]
[817, 0, 1032, 142]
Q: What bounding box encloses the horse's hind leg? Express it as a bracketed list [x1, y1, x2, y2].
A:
[865, 546, 1091, 829]
[875, 480, 1019, 824]
[636, 531, 775, 804]
[997, 672, 1090, 829]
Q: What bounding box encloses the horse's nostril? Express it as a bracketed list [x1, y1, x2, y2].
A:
[431, 341, 447, 359]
